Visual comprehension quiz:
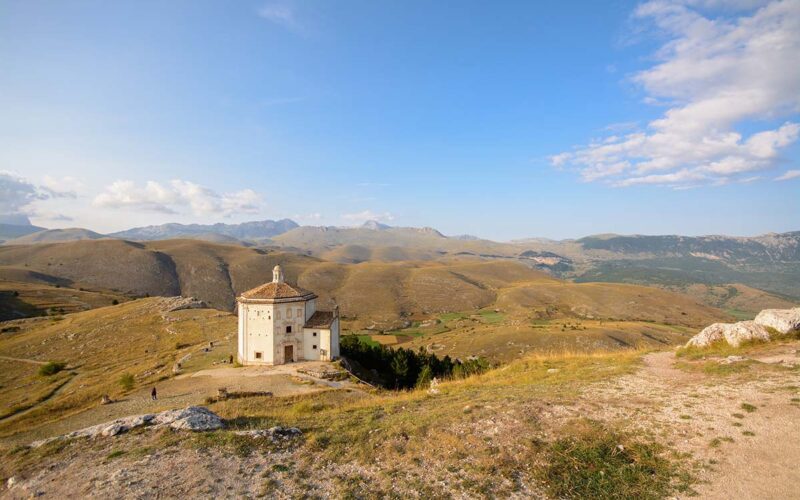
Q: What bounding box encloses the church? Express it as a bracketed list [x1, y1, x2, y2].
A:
[236, 265, 340, 365]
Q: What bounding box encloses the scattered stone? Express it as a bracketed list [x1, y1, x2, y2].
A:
[100, 394, 112, 405]
[719, 355, 747, 364]
[6, 477, 16, 489]
[547, 368, 560, 373]
[234, 426, 302, 441]
[754, 307, 800, 334]
[428, 377, 440, 395]
[686, 321, 771, 348]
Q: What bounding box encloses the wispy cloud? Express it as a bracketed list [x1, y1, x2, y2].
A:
[92, 180, 263, 217]
[341, 210, 395, 224]
[258, 3, 303, 32]
[551, 0, 800, 188]
[775, 169, 800, 181]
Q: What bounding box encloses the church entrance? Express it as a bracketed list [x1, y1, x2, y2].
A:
[284, 345, 294, 363]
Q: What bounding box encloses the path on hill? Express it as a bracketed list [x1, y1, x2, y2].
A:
[0, 355, 47, 365]
[589, 345, 800, 499]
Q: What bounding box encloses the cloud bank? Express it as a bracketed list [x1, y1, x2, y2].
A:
[551, 0, 800, 188]
[93, 180, 263, 217]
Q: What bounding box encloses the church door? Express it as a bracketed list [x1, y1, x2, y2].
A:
[284, 345, 294, 363]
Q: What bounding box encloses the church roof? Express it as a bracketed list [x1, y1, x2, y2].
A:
[304, 311, 335, 328]
[239, 281, 317, 302]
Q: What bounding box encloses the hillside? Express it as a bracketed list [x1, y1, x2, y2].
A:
[2, 324, 799, 497]
[0, 239, 732, 335]
[0, 297, 235, 440]
[0, 223, 45, 244]
[3, 228, 105, 246]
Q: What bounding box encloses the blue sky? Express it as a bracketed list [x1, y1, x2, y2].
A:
[1, 0, 798, 240]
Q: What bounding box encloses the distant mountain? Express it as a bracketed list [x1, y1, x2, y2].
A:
[361, 220, 391, 230]
[576, 232, 800, 265]
[3, 228, 105, 245]
[0, 223, 46, 243]
[110, 219, 299, 242]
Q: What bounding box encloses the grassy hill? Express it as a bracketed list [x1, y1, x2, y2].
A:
[2, 228, 105, 246]
[0, 297, 235, 438]
[0, 239, 734, 334]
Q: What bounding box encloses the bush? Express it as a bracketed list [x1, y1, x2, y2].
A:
[119, 373, 135, 391]
[38, 361, 66, 376]
[112, 299, 119, 305]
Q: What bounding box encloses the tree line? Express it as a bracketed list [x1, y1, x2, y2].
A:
[340, 335, 490, 390]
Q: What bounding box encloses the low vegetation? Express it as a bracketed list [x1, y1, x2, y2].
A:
[38, 362, 66, 377]
[538, 420, 694, 499]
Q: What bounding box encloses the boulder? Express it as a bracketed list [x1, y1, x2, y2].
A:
[754, 307, 800, 334]
[686, 321, 771, 348]
[152, 406, 223, 431]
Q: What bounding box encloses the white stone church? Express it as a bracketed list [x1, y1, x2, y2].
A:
[237, 265, 340, 365]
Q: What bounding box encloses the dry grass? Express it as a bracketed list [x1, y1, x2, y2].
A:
[0, 298, 235, 437]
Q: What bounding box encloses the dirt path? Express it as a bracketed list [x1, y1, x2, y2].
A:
[0, 355, 47, 365]
[589, 345, 800, 499]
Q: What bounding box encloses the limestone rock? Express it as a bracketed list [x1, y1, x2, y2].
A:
[152, 406, 223, 431]
[234, 426, 302, 441]
[686, 321, 771, 348]
[28, 407, 223, 448]
[754, 307, 800, 334]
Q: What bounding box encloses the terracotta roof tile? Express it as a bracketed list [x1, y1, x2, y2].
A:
[240, 282, 316, 301]
[304, 311, 335, 328]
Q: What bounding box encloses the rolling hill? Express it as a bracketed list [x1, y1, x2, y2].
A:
[3, 228, 105, 245]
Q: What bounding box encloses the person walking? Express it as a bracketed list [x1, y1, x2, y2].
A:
[151, 387, 157, 401]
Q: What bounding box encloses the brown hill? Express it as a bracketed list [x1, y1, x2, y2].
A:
[0, 239, 731, 332]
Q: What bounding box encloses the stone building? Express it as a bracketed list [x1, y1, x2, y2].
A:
[236, 265, 340, 365]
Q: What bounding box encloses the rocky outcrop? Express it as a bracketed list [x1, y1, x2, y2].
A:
[686, 305, 799, 348]
[754, 307, 800, 334]
[686, 321, 771, 348]
[29, 406, 223, 448]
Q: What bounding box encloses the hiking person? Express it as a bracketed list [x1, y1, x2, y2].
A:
[151, 387, 157, 401]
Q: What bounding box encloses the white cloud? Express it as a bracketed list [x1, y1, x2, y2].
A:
[258, 3, 302, 31]
[552, 0, 800, 188]
[341, 210, 395, 224]
[775, 169, 800, 181]
[92, 180, 263, 217]
[293, 212, 322, 221]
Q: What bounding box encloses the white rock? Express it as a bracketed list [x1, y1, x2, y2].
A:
[754, 307, 800, 334]
[152, 406, 223, 431]
[686, 321, 771, 348]
[6, 477, 16, 489]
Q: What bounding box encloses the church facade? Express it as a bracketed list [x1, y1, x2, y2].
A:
[237, 265, 340, 365]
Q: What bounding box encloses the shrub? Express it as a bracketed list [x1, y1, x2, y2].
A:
[119, 373, 135, 391]
[112, 299, 119, 305]
[38, 361, 66, 376]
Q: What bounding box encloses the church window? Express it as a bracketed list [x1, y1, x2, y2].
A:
[313, 332, 317, 337]
[255, 352, 262, 359]
[297, 308, 303, 318]
[287, 308, 292, 318]
[286, 326, 292, 334]
[313, 345, 317, 349]
[276, 310, 281, 320]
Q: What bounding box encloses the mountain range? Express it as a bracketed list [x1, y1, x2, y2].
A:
[0, 218, 797, 298]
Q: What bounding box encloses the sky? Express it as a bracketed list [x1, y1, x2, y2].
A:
[1, 0, 798, 241]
